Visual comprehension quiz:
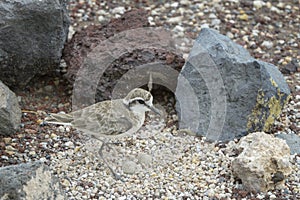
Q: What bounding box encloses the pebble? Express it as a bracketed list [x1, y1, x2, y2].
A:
[122, 160, 138, 174]
[111, 7, 125, 15]
[58, 126, 65, 133]
[170, 2, 179, 8]
[261, 41, 274, 49]
[64, 141, 75, 149]
[137, 153, 152, 166]
[253, 0, 265, 9]
[29, 151, 37, 157]
[5, 145, 16, 151]
[50, 133, 58, 139]
[226, 32, 234, 39]
[1, 155, 9, 160]
[3, 138, 12, 144]
[167, 16, 183, 24]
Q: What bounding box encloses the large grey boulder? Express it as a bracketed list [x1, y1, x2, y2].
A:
[0, 81, 21, 136]
[276, 133, 300, 155]
[228, 132, 292, 192]
[0, 161, 66, 200]
[175, 28, 290, 141]
[0, 0, 69, 89]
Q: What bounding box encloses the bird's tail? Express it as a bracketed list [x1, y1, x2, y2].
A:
[44, 113, 73, 126]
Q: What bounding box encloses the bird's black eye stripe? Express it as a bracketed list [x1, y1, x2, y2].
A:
[137, 99, 145, 104]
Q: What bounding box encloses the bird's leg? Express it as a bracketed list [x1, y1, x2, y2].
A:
[92, 135, 124, 181]
[98, 142, 124, 181]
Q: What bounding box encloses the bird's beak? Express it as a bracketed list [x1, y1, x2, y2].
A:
[149, 105, 161, 115]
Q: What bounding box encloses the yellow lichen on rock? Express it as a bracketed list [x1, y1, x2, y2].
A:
[270, 77, 278, 87]
[247, 85, 289, 132]
[263, 88, 289, 131]
[246, 90, 265, 132]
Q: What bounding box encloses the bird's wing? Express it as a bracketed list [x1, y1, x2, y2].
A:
[71, 100, 133, 137]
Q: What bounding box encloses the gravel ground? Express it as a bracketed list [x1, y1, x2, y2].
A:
[1, 0, 300, 199]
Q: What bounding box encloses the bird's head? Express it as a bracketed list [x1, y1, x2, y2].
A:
[123, 88, 161, 115]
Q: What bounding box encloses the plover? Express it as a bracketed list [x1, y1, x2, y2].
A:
[44, 88, 160, 179]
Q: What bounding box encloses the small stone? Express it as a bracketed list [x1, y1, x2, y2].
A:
[253, 0, 265, 9]
[239, 13, 249, 21]
[58, 126, 65, 133]
[277, 2, 285, 8]
[3, 137, 12, 144]
[261, 41, 273, 49]
[167, 16, 183, 24]
[180, 0, 190, 5]
[29, 151, 37, 157]
[5, 145, 16, 151]
[137, 153, 152, 166]
[111, 7, 125, 15]
[226, 32, 234, 39]
[257, 194, 265, 199]
[170, 2, 179, 7]
[208, 13, 217, 19]
[271, 6, 282, 14]
[98, 16, 105, 22]
[61, 178, 71, 187]
[64, 141, 74, 148]
[53, 143, 59, 148]
[5, 150, 15, 156]
[211, 19, 221, 27]
[1, 155, 9, 160]
[65, 126, 71, 132]
[50, 133, 58, 139]
[122, 160, 137, 174]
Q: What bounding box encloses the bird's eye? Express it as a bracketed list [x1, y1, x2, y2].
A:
[137, 100, 145, 104]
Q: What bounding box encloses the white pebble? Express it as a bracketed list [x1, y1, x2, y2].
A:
[122, 160, 138, 174]
[65, 141, 74, 148]
[111, 7, 125, 14]
[253, 0, 265, 9]
[58, 126, 65, 133]
[261, 41, 273, 49]
[167, 16, 183, 24]
[170, 2, 179, 7]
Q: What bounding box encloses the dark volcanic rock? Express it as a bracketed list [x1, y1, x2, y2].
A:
[0, 0, 69, 89]
[0, 161, 66, 200]
[175, 28, 290, 141]
[0, 81, 21, 137]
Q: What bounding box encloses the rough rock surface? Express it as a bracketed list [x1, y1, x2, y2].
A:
[63, 8, 150, 83]
[229, 132, 292, 192]
[0, 81, 21, 137]
[276, 133, 300, 155]
[0, 161, 66, 200]
[0, 0, 69, 89]
[175, 28, 290, 141]
[63, 9, 184, 108]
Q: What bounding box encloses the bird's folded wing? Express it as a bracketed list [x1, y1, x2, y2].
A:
[72, 111, 133, 137]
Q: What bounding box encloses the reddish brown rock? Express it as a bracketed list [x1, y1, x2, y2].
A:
[63, 9, 150, 82]
[63, 9, 185, 106]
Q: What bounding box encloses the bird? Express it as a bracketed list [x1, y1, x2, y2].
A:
[44, 88, 161, 179]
